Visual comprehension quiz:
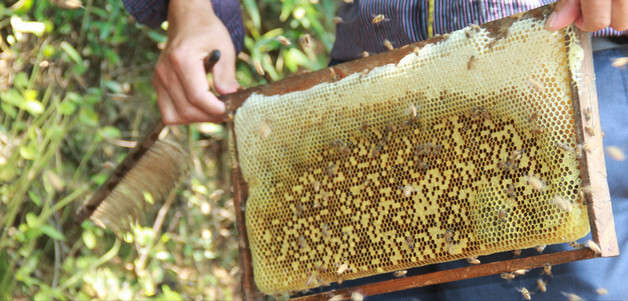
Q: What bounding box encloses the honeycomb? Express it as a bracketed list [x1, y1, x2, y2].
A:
[233, 17, 590, 295]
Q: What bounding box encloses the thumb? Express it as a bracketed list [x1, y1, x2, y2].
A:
[545, 0, 581, 31]
[213, 53, 239, 95]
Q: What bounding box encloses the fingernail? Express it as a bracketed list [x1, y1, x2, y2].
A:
[545, 11, 557, 30]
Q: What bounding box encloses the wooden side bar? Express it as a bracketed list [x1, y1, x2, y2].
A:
[293, 249, 596, 301]
[569, 30, 619, 257]
[228, 120, 262, 300]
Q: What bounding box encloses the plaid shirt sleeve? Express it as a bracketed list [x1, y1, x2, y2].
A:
[122, 0, 245, 53]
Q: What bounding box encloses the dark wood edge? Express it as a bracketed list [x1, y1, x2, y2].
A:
[74, 118, 165, 224]
[228, 121, 262, 300]
[293, 249, 596, 301]
[568, 29, 619, 257]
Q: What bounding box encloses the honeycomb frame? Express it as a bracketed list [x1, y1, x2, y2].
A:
[224, 4, 616, 299]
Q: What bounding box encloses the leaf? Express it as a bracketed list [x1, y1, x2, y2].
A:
[82, 230, 96, 249]
[146, 30, 167, 44]
[28, 191, 42, 207]
[25, 212, 39, 228]
[39, 224, 65, 241]
[60, 41, 83, 64]
[23, 99, 43, 115]
[1, 103, 17, 118]
[159, 285, 183, 301]
[78, 107, 99, 127]
[98, 126, 121, 139]
[0, 89, 24, 107]
[19, 141, 38, 160]
[57, 101, 76, 115]
[14, 72, 28, 90]
[242, 0, 261, 31]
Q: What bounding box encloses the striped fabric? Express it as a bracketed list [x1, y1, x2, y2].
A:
[121, 0, 245, 53]
[331, 0, 627, 61]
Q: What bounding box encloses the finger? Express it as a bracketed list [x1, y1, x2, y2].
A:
[168, 49, 227, 117]
[153, 75, 181, 125]
[579, 0, 612, 31]
[611, 0, 628, 31]
[546, 0, 581, 31]
[155, 60, 214, 123]
[213, 50, 239, 95]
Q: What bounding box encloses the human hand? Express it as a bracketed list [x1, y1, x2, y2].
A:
[545, 0, 628, 32]
[153, 0, 239, 125]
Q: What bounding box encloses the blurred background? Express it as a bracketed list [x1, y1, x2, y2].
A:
[0, 0, 337, 299]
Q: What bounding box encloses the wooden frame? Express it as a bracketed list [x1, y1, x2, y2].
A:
[222, 5, 619, 300]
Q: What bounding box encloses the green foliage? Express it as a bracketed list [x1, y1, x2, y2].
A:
[0, 0, 335, 299]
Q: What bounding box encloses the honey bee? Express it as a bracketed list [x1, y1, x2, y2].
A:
[466, 257, 481, 265]
[528, 78, 545, 91]
[513, 269, 529, 276]
[529, 112, 539, 122]
[295, 204, 304, 216]
[467, 55, 476, 70]
[526, 175, 545, 191]
[561, 292, 585, 301]
[322, 223, 330, 237]
[337, 263, 349, 275]
[537, 279, 547, 293]
[351, 292, 364, 301]
[403, 236, 415, 249]
[360, 121, 370, 131]
[319, 277, 331, 286]
[505, 184, 515, 198]
[409, 104, 418, 118]
[328, 163, 337, 178]
[500, 272, 515, 280]
[536, 244, 546, 253]
[276, 35, 291, 46]
[321, 190, 331, 202]
[328, 294, 343, 301]
[556, 142, 571, 151]
[393, 270, 408, 277]
[543, 263, 552, 276]
[512, 249, 522, 257]
[305, 274, 319, 287]
[361, 51, 370, 58]
[329, 68, 338, 81]
[402, 185, 414, 197]
[387, 121, 397, 133]
[417, 159, 429, 170]
[498, 208, 508, 222]
[532, 126, 545, 135]
[469, 23, 481, 31]
[568, 241, 586, 249]
[611, 57, 628, 68]
[433, 144, 443, 155]
[259, 119, 271, 138]
[516, 287, 531, 301]
[372, 14, 389, 24]
[332, 16, 344, 24]
[312, 180, 321, 192]
[606, 146, 626, 161]
[553, 195, 572, 212]
[585, 125, 595, 136]
[587, 239, 602, 255]
[298, 236, 307, 249]
[584, 108, 592, 121]
[596, 288, 608, 295]
[383, 39, 394, 51]
[413, 47, 421, 55]
[497, 161, 510, 171]
[301, 33, 312, 49]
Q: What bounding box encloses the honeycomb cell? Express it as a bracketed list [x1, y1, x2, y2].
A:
[234, 18, 590, 295]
